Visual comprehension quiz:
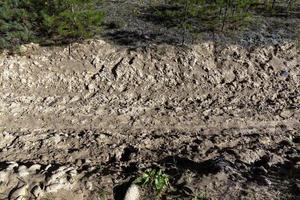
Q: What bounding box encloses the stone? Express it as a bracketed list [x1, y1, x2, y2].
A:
[19, 45, 28, 54]
[124, 184, 140, 200]
[280, 110, 293, 119]
[0, 171, 9, 183]
[9, 184, 28, 200]
[223, 70, 236, 83]
[91, 57, 101, 68]
[86, 181, 93, 191]
[31, 185, 43, 198]
[7, 162, 18, 171]
[28, 164, 41, 173]
[46, 183, 66, 193]
[17, 169, 29, 178]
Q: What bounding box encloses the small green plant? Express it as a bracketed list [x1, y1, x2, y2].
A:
[194, 191, 208, 200]
[134, 168, 169, 194]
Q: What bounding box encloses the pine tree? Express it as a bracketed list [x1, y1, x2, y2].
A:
[38, 0, 104, 43]
[0, 0, 34, 50]
[0, 0, 105, 51]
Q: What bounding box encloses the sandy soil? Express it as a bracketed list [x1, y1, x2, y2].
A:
[0, 38, 299, 199]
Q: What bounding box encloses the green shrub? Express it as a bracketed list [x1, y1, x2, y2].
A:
[38, 0, 104, 43]
[0, 0, 104, 51]
[0, 0, 34, 49]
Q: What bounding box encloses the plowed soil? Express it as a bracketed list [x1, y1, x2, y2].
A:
[0, 37, 299, 199]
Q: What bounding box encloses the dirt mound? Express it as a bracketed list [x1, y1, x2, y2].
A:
[0, 40, 299, 199]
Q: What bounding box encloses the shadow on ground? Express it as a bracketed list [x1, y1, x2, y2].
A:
[100, 1, 300, 47]
[1, 1, 299, 53]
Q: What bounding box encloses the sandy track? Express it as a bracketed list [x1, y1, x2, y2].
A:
[0, 40, 299, 199]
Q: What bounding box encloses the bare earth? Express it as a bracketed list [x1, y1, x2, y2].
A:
[0, 38, 299, 199]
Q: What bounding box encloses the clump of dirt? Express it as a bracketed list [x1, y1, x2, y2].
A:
[0, 39, 299, 199]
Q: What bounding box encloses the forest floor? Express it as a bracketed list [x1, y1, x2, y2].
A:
[0, 1, 300, 200]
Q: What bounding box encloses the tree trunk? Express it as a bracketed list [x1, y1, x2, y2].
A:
[272, 0, 276, 9]
[222, 0, 229, 31]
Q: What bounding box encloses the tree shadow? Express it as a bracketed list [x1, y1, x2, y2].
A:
[113, 180, 132, 200]
[101, 1, 300, 48]
[157, 153, 300, 199]
[104, 30, 163, 46]
[264, 160, 300, 199]
[0, 162, 9, 171]
[252, 1, 300, 18]
[159, 155, 235, 176]
[1, 1, 300, 53]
